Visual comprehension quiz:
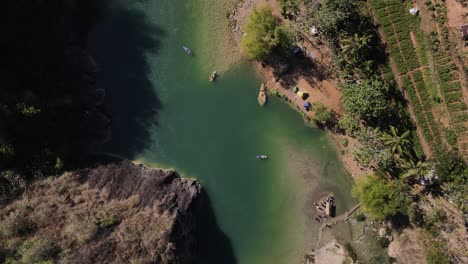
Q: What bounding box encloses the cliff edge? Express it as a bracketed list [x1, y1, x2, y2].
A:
[0, 160, 201, 264]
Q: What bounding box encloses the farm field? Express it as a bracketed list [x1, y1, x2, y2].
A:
[369, 0, 468, 159]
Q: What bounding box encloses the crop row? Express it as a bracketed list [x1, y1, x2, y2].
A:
[371, 0, 420, 74]
[401, 74, 442, 151]
[447, 102, 468, 112]
[434, 56, 468, 133]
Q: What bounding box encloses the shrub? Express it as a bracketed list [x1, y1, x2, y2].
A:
[17, 239, 60, 264]
[344, 243, 358, 261]
[424, 242, 450, 264]
[0, 207, 32, 238]
[64, 217, 97, 244]
[355, 213, 366, 221]
[312, 102, 333, 125]
[378, 237, 390, 248]
[342, 138, 349, 147]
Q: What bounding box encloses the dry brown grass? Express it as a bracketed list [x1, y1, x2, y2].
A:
[0, 171, 180, 263]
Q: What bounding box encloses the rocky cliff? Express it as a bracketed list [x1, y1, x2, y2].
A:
[0, 159, 201, 264]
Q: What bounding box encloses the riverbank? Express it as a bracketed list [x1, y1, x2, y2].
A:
[228, 0, 372, 179]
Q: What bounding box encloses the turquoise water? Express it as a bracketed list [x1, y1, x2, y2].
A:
[90, 0, 356, 263]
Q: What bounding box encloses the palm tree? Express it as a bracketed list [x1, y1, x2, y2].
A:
[381, 126, 410, 155]
[398, 158, 431, 182]
[340, 32, 372, 63]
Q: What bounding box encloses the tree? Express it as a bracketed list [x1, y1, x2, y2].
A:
[241, 5, 278, 60]
[279, 0, 300, 18]
[274, 23, 296, 51]
[434, 150, 467, 184]
[398, 158, 430, 182]
[353, 175, 411, 220]
[342, 78, 390, 123]
[381, 126, 410, 155]
[312, 102, 333, 125]
[307, 0, 356, 37]
[340, 32, 372, 64]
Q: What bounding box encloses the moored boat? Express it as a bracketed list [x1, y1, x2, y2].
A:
[210, 71, 217, 82]
[183, 46, 192, 55]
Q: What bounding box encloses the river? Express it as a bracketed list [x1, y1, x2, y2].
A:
[89, 0, 357, 263]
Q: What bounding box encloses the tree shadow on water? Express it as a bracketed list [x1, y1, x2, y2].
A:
[89, 4, 163, 159]
[194, 191, 237, 264]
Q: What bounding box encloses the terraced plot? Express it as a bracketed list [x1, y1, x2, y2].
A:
[369, 0, 468, 159]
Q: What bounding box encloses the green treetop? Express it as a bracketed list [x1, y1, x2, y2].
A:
[353, 175, 411, 220]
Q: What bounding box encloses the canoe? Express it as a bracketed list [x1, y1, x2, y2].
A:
[183, 46, 192, 55]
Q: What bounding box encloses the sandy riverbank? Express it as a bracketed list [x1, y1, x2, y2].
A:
[228, 0, 372, 179]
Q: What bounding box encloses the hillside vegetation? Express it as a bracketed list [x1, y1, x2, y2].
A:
[0, 160, 201, 264]
[258, 0, 467, 262]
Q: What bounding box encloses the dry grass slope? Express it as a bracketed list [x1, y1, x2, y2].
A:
[0, 160, 201, 264]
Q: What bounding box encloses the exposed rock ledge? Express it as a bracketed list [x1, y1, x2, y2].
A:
[0, 159, 202, 264]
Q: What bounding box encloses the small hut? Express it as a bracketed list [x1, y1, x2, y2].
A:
[325, 194, 335, 217]
[461, 24, 468, 40]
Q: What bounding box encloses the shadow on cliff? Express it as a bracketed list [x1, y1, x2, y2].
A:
[89, 3, 163, 159]
[194, 191, 237, 264]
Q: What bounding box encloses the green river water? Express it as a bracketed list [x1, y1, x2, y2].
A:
[90, 0, 357, 263]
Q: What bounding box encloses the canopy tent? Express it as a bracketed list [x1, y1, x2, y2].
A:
[304, 101, 311, 110]
[297, 91, 304, 99]
[409, 8, 420, 15]
[293, 86, 299, 93]
[310, 26, 318, 36]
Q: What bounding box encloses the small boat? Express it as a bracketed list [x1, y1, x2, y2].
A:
[256, 155, 268, 160]
[210, 71, 217, 82]
[183, 46, 192, 55]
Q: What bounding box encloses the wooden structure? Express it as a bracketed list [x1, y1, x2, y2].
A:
[461, 24, 468, 40]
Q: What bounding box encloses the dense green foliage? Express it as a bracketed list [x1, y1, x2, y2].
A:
[342, 79, 390, 123]
[279, 0, 300, 18]
[241, 5, 295, 60]
[434, 151, 468, 211]
[306, 0, 356, 38]
[311, 102, 332, 126]
[353, 175, 411, 220]
[241, 5, 277, 60]
[378, 237, 390, 248]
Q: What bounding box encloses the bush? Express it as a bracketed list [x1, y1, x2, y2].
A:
[0, 207, 32, 238]
[344, 242, 358, 261]
[64, 218, 97, 244]
[17, 239, 60, 264]
[424, 242, 450, 264]
[355, 213, 366, 221]
[312, 102, 333, 125]
[342, 138, 349, 147]
[378, 237, 390, 248]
